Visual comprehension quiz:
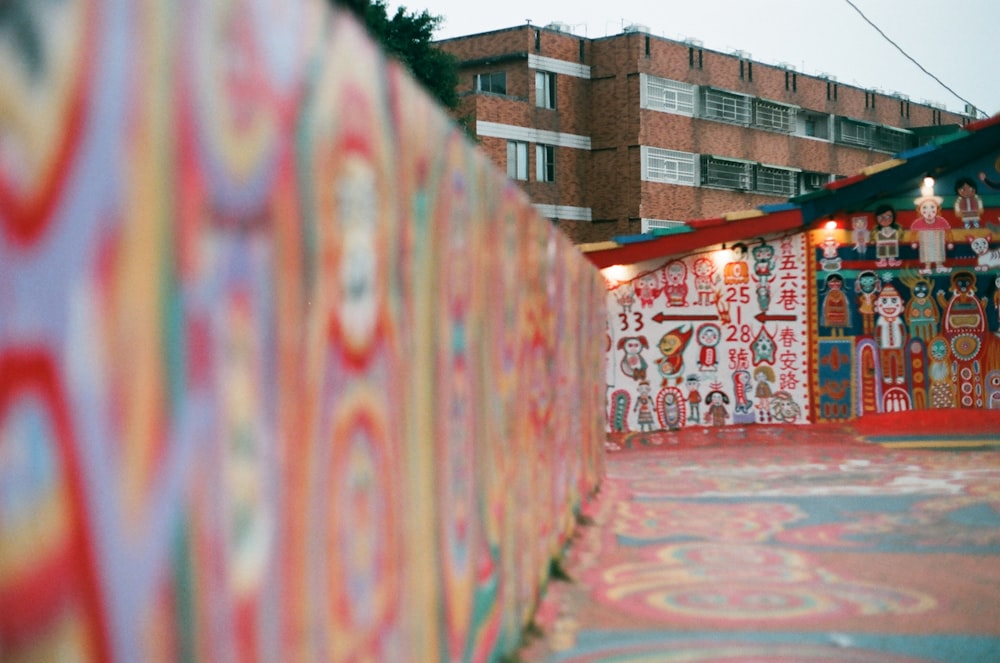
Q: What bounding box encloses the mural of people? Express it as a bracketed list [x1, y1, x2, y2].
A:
[617, 335, 649, 381]
[873, 204, 901, 268]
[821, 272, 851, 335]
[662, 260, 689, 306]
[696, 323, 721, 371]
[937, 270, 989, 407]
[954, 176, 983, 229]
[851, 215, 870, 256]
[911, 181, 952, 274]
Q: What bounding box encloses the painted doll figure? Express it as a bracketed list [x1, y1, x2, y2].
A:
[696, 322, 721, 371]
[655, 325, 693, 386]
[855, 270, 881, 336]
[874, 283, 907, 385]
[954, 177, 983, 229]
[900, 271, 940, 342]
[704, 389, 730, 427]
[685, 374, 702, 424]
[634, 381, 656, 432]
[753, 365, 775, 423]
[821, 272, 851, 335]
[911, 182, 952, 274]
[873, 204, 901, 268]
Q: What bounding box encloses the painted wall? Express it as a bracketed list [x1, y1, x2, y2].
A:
[603, 152, 1000, 432]
[604, 233, 811, 431]
[0, 2, 607, 661]
[813, 164, 1000, 419]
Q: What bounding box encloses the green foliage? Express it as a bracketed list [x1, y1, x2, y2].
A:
[330, 0, 459, 111]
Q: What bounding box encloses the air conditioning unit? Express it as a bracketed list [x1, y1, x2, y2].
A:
[545, 22, 573, 33]
[965, 103, 979, 116]
[624, 23, 650, 33]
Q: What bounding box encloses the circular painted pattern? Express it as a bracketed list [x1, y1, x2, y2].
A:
[653, 585, 829, 619]
[553, 640, 931, 663]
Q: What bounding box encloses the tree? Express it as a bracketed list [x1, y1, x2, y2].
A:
[330, 0, 459, 111]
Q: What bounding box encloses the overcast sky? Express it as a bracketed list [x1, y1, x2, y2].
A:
[412, 0, 997, 118]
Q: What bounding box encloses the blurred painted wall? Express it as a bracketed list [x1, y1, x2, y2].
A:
[0, 1, 607, 660]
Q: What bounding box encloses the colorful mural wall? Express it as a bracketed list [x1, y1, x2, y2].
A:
[603, 150, 1000, 433]
[0, 2, 607, 661]
[812, 164, 1000, 420]
[604, 233, 812, 432]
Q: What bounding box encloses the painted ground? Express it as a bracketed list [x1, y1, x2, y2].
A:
[519, 423, 1000, 662]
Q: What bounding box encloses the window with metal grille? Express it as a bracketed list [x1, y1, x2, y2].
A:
[700, 88, 751, 125]
[644, 75, 695, 115]
[536, 144, 555, 182]
[753, 100, 796, 133]
[535, 71, 556, 109]
[475, 72, 506, 95]
[755, 165, 797, 196]
[837, 119, 876, 148]
[701, 156, 752, 190]
[644, 147, 696, 184]
[507, 141, 528, 180]
[875, 126, 914, 153]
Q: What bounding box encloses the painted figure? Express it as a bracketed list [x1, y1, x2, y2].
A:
[954, 176, 983, 229]
[911, 183, 952, 273]
[969, 234, 1000, 270]
[821, 272, 851, 335]
[634, 380, 656, 431]
[855, 270, 881, 335]
[937, 270, 988, 407]
[770, 391, 801, 423]
[851, 215, 870, 255]
[634, 270, 662, 308]
[613, 281, 636, 313]
[692, 257, 719, 306]
[873, 204, 901, 268]
[732, 369, 752, 414]
[900, 271, 940, 342]
[685, 374, 702, 424]
[618, 335, 649, 381]
[927, 335, 955, 408]
[655, 325, 693, 386]
[874, 283, 907, 385]
[696, 323, 721, 371]
[661, 389, 683, 431]
[723, 242, 750, 284]
[662, 260, 689, 307]
[704, 389, 730, 427]
[753, 366, 775, 423]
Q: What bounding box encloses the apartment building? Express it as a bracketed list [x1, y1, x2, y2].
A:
[436, 23, 973, 245]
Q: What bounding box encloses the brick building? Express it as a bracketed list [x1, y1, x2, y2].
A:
[435, 23, 973, 245]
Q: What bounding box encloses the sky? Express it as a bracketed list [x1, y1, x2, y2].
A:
[411, 0, 998, 118]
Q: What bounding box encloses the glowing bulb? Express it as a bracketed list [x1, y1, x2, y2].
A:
[921, 177, 936, 197]
[825, 220, 837, 231]
[602, 264, 630, 284]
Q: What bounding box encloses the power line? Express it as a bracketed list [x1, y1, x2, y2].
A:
[841, 0, 984, 117]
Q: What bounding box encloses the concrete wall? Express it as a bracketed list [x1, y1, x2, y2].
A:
[0, 2, 607, 661]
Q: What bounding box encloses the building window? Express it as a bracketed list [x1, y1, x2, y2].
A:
[701, 88, 752, 125]
[701, 156, 753, 191]
[644, 75, 695, 115]
[875, 126, 914, 153]
[643, 147, 697, 185]
[534, 29, 540, 50]
[644, 35, 650, 58]
[799, 111, 831, 140]
[753, 100, 796, 133]
[755, 165, 797, 196]
[535, 144, 555, 182]
[507, 141, 528, 180]
[475, 72, 506, 95]
[579, 39, 585, 62]
[826, 80, 838, 101]
[865, 90, 876, 109]
[739, 59, 753, 82]
[535, 71, 556, 109]
[836, 118, 876, 148]
[801, 172, 829, 193]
